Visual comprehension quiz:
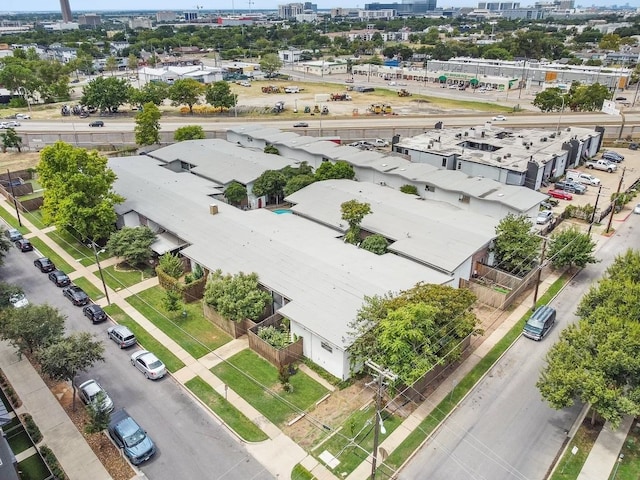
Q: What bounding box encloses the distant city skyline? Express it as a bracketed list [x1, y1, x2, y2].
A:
[4, 0, 639, 13]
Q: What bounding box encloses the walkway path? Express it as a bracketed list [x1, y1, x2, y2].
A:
[1, 196, 635, 480]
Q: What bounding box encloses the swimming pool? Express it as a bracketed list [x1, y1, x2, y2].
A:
[272, 209, 292, 215]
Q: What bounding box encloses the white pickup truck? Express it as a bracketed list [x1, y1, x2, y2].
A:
[585, 159, 617, 173]
[566, 170, 601, 186]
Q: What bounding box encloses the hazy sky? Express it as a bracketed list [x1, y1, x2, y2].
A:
[8, 0, 639, 12]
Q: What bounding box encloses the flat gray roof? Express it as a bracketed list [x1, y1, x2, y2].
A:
[286, 179, 498, 273]
[110, 156, 452, 349]
[146, 139, 296, 185]
[395, 125, 598, 173]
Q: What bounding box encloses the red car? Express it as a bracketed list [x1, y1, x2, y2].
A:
[548, 189, 573, 200]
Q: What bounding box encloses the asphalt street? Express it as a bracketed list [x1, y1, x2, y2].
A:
[399, 213, 640, 480]
[0, 244, 273, 480]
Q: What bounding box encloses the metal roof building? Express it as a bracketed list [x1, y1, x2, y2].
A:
[110, 155, 452, 380]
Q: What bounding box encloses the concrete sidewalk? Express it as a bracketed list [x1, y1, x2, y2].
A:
[0, 342, 111, 480]
[577, 416, 634, 480]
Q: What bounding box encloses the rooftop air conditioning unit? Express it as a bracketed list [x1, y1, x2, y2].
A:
[496, 156, 502, 161]
[505, 153, 511, 158]
[526, 145, 530, 150]
[464, 131, 468, 136]
[566, 127, 571, 132]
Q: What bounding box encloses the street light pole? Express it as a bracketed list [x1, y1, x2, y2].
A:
[90, 240, 110, 305]
[556, 95, 566, 134]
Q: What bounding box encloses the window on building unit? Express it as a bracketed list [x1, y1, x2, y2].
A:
[425, 185, 435, 192]
[459, 195, 470, 203]
[457, 162, 462, 169]
[442, 158, 447, 167]
[321, 341, 333, 353]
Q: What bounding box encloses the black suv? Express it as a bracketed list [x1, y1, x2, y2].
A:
[62, 285, 89, 306]
[15, 239, 33, 252]
[34, 257, 56, 273]
[83, 304, 107, 323]
[48, 270, 71, 287]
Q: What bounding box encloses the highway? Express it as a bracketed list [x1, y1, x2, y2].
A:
[13, 111, 634, 133]
[398, 213, 640, 480]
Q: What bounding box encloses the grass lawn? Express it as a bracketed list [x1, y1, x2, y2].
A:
[46, 229, 110, 267]
[28, 236, 74, 273]
[551, 416, 603, 480]
[103, 304, 185, 372]
[18, 453, 52, 480]
[0, 203, 30, 234]
[126, 286, 230, 359]
[380, 273, 570, 476]
[99, 263, 155, 291]
[21, 209, 47, 230]
[291, 464, 316, 480]
[72, 276, 105, 301]
[314, 404, 403, 477]
[7, 428, 32, 454]
[608, 419, 640, 480]
[185, 376, 269, 443]
[211, 349, 329, 427]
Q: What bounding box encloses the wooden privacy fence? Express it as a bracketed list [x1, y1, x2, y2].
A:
[247, 313, 304, 370]
[202, 303, 257, 339]
[466, 264, 539, 309]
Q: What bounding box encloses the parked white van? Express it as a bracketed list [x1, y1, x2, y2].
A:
[285, 86, 300, 93]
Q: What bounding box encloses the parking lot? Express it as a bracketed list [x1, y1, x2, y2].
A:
[541, 146, 640, 234]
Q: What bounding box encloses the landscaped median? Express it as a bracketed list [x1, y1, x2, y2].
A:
[46, 228, 109, 267]
[125, 286, 231, 359]
[98, 263, 154, 291]
[185, 376, 269, 443]
[0, 203, 29, 234]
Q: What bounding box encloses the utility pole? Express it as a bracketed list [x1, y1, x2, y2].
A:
[90, 240, 111, 305]
[588, 184, 603, 236]
[531, 235, 547, 311]
[6, 170, 23, 227]
[365, 360, 397, 480]
[606, 166, 626, 234]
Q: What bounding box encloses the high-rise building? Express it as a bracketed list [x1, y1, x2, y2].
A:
[60, 0, 72, 22]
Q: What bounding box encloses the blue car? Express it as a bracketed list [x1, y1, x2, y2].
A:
[108, 409, 156, 465]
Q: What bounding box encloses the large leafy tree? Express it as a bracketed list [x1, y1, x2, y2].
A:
[259, 53, 283, 76]
[347, 284, 478, 386]
[252, 170, 287, 204]
[314, 160, 355, 181]
[284, 174, 316, 196]
[168, 78, 204, 114]
[106, 226, 157, 266]
[571, 83, 609, 112]
[0, 128, 22, 153]
[134, 102, 162, 146]
[204, 81, 237, 108]
[0, 305, 65, 355]
[174, 125, 205, 141]
[203, 270, 271, 322]
[81, 76, 130, 112]
[128, 82, 168, 108]
[37, 142, 124, 241]
[547, 226, 598, 270]
[224, 181, 247, 205]
[533, 88, 565, 113]
[39, 332, 105, 411]
[341, 199, 371, 245]
[493, 213, 541, 276]
[538, 249, 640, 427]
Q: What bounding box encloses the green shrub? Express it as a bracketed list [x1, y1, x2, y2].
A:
[360, 234, 389, 255]
[158, 252, 184, 279]
[40, 445, 67, 479]
[22, 414, 43, 443]
[400, 184, 419, 195]
[257, 325, 291, 349]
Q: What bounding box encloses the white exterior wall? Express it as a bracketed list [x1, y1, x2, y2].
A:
[290, 321, 349, 380]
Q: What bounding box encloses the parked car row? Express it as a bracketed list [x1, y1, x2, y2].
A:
[602, 150, 624, 163]
[8, 230, 162, 467]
